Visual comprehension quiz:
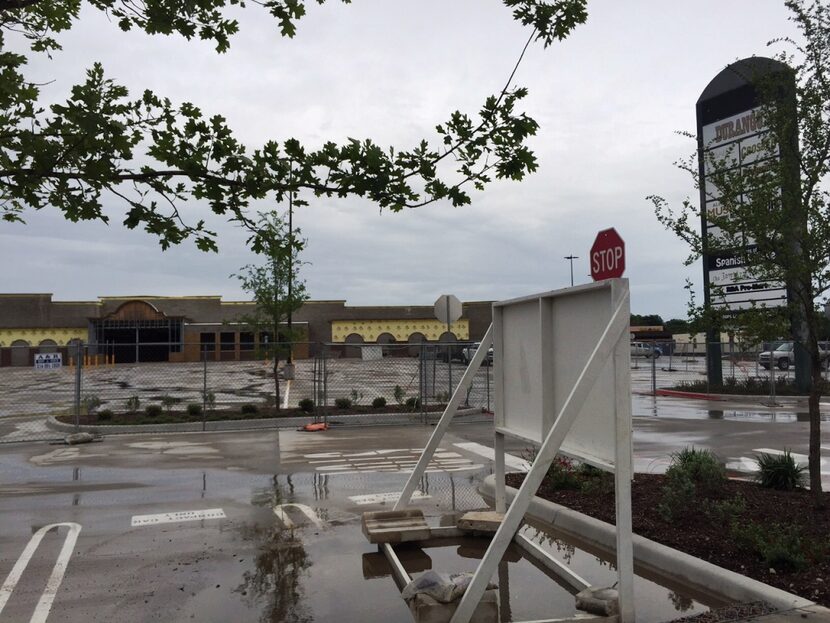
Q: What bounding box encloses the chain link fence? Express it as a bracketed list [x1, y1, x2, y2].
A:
[631, 339, 830, 400]
[0, 341, 492, 443]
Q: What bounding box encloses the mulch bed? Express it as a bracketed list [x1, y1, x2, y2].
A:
[57, 403, 462, 426]
[506, 472, 830, 607]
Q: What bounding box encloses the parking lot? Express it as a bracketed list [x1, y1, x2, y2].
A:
[4, 352, 830, 620]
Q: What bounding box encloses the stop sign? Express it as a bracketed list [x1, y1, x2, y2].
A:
[590, 228, 625, 281]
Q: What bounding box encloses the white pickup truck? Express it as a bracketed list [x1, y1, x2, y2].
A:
[461, 342, 493, 366]
[758, 341, 830, 370]
[630, 342, 661, 359]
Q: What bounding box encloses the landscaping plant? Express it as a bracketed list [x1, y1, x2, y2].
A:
[372, 396, 387, 409]
[334, 397, 352, 409]
[755, 450, 806, 490]
[298, 398, 314, 413]
[145, 405, 162, 418]
[125, 395, 140, 414]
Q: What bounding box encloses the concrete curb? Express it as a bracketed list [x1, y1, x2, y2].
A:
[480, 474, 813, 611]
[653, 388, 812, 404]
[45, 407, 488, 435]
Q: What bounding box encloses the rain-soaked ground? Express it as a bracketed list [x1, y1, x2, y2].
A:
[0, 425, 721, 622]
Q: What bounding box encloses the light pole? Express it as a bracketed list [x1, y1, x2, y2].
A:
[564, 254, 579, 287]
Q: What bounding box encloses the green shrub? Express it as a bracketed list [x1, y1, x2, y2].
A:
[393, 385, 405, 405]
[657, 469, 696, 522]
[187, 403, 203, 416]
[97, 409, 113, 421]
[671, 447, 726, 494]
[335, 397, 352, 409]
[160, 394, 180, 414]
[145, 404, 162, 417]
[755, 450, 805, 490]
[125, 395, 140, 414]
[731, 521, 809, 571]
[82, 394, 102, 415]
[298, 398, 314, 413]
[545, 456, 581, 491]
[372, 396, 387, 409]
[241, 403, 259, 415]
[202, 390, 216, 412]
[405, 396, 421, 411]
[702, 495, 746, 526]
[658, 447, 726, 521]
[578, 463, 614, 495]
[350, 389, 364, 406]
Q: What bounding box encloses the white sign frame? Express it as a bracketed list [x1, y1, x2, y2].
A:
[393, 280, 634, 623]
[493, 279, 630, 470]
[453, 278, 633, 623]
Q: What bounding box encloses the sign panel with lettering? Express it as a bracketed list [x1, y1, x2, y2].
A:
[697, 58, 792, 312]
[34, 353, 62, 370]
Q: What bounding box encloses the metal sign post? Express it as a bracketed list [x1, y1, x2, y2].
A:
[454, 281, 634, 623]
[434, 294, 462, 397]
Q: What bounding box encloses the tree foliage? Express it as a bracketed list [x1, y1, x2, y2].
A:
[234, 210, 306, 409]
[650, 0, 829, 502]
[0, 0, 588, 252]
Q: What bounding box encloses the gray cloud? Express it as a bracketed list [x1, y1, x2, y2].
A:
[1, 1, 797, 319]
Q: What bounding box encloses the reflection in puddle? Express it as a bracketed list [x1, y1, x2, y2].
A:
[238, 475, 314, 623]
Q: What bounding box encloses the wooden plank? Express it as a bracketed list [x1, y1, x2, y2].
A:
[362, 509, 431, 544]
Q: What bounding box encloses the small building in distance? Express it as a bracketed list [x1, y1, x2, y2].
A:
[0, 294, 493, 366]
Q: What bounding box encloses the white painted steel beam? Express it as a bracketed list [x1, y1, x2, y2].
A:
[381, 543, 412, 591]
[513, 534, 589, 594]
[394, 324, 494, 511]
[449, 294, 630, 623]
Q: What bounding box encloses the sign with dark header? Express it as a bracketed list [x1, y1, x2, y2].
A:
[696, 57, 792, 312]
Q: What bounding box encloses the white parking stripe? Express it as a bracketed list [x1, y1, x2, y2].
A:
[131, 509, 226, 527]
[0, 523, 81, 623]
[348, 492, 431, 505]
[273, 504, 324, 528]
[453, 442, 531, 472]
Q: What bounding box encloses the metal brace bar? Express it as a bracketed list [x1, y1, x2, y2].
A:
[513, 534, 590, 594]
[449, 293, 630, 623]
[394, 324, 494, 511]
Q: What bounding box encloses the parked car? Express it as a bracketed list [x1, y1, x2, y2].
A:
[759, 341, 830, 370]
[461, 342, 493, 366]
[630, 342, 661, 359]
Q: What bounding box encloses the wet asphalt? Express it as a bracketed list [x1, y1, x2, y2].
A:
[2, 392, 830, 622]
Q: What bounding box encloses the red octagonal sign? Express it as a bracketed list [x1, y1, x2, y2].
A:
[590, 228, 625, 281]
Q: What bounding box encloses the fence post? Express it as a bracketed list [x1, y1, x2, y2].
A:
[447, 343, 452, 400]
[202, 346, 207, 432]
[651, 350, 657, 395]
[486, 358, 491, 413]
[769, 356, 777, 405]
[74, 341, 83, 431]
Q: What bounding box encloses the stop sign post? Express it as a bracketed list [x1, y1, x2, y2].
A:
[590, 228, 625, 281]
[434, 294, 463, 398]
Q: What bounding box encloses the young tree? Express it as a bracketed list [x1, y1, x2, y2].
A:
[235, 211, 307, 411]
[0, 0, 588, 253]
[651, 1, 829, 504]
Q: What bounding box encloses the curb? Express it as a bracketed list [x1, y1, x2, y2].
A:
[480, 474, 814, 611]
[652, 389, 814, 405]
[45, 407, 487, 435]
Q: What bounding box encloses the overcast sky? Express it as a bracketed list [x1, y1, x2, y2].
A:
[0, 1, 800, 319]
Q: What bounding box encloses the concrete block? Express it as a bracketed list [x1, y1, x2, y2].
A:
[362, 509, 431, 544]
[575, 586, 619, 616]
[457, 511, 503, 534]
[408, 588, 499, 623]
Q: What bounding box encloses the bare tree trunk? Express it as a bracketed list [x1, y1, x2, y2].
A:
[805, 311, 824, 507]
[273, 354, 281, 413]
[809, 379, 822, 505]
